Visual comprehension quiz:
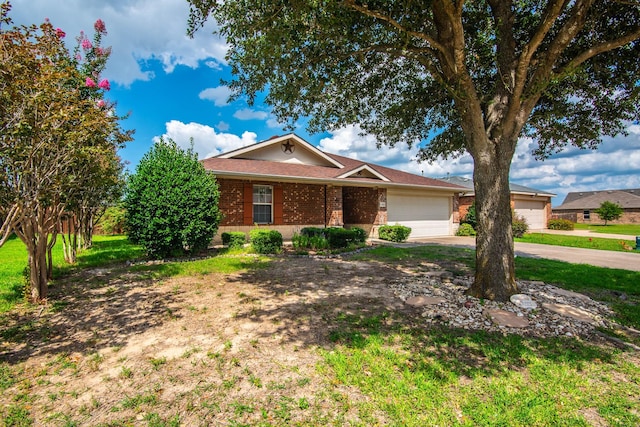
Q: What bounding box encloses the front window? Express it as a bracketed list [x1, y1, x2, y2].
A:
[253, 185, 273, 223]
[583, 210, 590, 220]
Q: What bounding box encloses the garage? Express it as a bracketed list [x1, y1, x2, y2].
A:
[387, 190, 452, 238]
[514, 198, 546, 230]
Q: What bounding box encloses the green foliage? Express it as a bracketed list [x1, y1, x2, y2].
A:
[547, 219, 575, 230]
[325, 227, 364, 249]
[574, 223, 640, 235]
[249, 229, 282, 254]
[98, 206, 127, 235]
[221, 232, 246, 249]
[348, 227, 368, 243]
[461, 202, 477, 230]
[512, 214, 529, 238]
[124, 139, 221, 259]
[378, 225, 412, 243]
[292, 233, 329, 251]
[300, 227, 326, 238]
[456, 223, 477, 236]
[594, 201, 624, 225]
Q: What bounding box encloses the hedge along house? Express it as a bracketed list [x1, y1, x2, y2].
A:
[439, 176, 555, 230]
[201, 134, 465, 241]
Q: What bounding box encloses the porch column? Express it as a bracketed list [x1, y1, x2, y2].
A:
[326, 186, 343, 227]
[374, 188, 387, 225]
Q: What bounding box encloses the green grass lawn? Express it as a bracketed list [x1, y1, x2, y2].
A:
[574, 223, 640, 235]
[1, 240, 639, 426]
[0, 234, 144, 313]
[516, 232, 638, 252]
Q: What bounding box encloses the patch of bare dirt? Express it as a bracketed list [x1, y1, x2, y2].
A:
[0, 256, 421, 426]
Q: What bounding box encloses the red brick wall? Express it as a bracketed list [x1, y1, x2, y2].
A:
[458, 196, 475, 220]
[326, 186, 343, 226]
[217, 179, 245, 226]
[217, 178, 328, 226]
[282, 183, 326, 225]
[343, 187, 378, 224]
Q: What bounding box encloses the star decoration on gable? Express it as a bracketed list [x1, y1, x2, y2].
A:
[281, 141, 295, 154]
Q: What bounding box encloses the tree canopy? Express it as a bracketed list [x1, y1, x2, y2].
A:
[188, 0, 640, 300]
[594, 201, 624, 225]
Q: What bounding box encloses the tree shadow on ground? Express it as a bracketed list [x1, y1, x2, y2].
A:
[223, 256, 621, 381]
[0, 265, 184, 364]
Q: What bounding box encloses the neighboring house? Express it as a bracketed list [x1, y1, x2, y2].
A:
[553, 189, 640, 224]
[439, 176, 555, 230]
[201, 134, 465, 240]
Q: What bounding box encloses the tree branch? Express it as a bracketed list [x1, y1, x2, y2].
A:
[558, 26, 640, 73]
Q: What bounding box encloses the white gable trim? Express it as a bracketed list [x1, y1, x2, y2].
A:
[217, 134, 345, 169]
[337, 164, 390, 182]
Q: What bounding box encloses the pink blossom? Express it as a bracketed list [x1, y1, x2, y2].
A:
[55, 28, 66, 39]
[81, 39, 92, 50]
[95, 47, 104, 56]
[97, 100, 106, 108]
[85, 77, 97, 88]
[75, 54, 82, 61]
[94, 19, 106, 34]
[98, 79, 111, 91]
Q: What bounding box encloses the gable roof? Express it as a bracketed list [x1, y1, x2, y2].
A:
[202, 134, 464, 192]
[555, 189, 640, 210]
[438, 175, 555, 197]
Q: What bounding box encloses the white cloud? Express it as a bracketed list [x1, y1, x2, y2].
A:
[153, 120, 257, 159]
[317, 125, 472, 178]
[233, 108, 269, 121]
[318, 123, 640, 206]
[10, 0, 227, 86]
[199, 86, 232, 106]
[216, 121, 230, 131]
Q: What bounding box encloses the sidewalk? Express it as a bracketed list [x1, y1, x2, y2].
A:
[538, 229, 637, 241]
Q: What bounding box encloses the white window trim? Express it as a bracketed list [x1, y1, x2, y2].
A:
[253, 185, 273, 224]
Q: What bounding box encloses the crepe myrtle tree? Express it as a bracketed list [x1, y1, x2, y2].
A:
[188, 0, 640, 301]
[124, 138, 221, 259]
[0, 3, 130, 301]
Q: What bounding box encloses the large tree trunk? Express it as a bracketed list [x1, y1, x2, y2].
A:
[466, 145, 519, 301]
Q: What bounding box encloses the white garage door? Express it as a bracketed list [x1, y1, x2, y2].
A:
[514, 199, 546, 230]
[387, 190, 452, 237]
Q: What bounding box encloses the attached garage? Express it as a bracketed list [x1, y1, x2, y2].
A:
[387, 190, 453, 238]
[514, 198, 547, 230]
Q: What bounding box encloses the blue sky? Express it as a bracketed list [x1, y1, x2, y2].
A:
[9, 0, 640, 206]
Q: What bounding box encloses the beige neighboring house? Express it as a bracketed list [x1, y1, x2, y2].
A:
[439, 176, 555, 230]
[553, 189, 640, 224]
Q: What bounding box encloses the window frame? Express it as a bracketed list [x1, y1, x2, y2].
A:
[252, 184, 273, 224]
[583, 210, 590, 220]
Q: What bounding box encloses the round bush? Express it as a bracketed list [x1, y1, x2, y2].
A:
[456, 223, 476, 236]
[125, 139, 221, 259]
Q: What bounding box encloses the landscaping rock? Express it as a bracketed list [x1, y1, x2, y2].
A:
[406, 296, 447, 307]
[510, 294, 538, 310]
[487, 309, 530, 328]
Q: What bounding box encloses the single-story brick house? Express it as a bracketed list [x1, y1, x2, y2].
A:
[201, 134, 465, 240]
[553, 189, 640, 224]
[439, 176, 555, 230]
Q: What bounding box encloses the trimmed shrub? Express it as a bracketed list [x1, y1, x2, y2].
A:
[292, 233, 329, 251]
[456, 223, 477, 236]
[348, 227, 368, 244]
[221, 231, 246, 249]
[512, 214, 529, 238]
[249, 229, 283, 254]
[325, 227, 357, 248]
[378, 225, 412, 242]
[548, 219, 575, 230]
[461, 201, 477, 230]
[300, 227, 326, 238]
[125, 139, 221, 259]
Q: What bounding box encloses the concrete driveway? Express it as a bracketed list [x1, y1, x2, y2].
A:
[403, 236, 640, 272]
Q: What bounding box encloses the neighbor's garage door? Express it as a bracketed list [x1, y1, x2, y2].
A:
[514, 199, 546, 230]
[387, 190, 452, 238]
